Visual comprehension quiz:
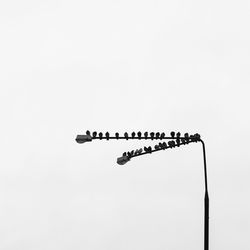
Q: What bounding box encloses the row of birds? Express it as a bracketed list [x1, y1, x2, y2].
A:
[86, 130, 200, 140]
[122, 136, 200, 158]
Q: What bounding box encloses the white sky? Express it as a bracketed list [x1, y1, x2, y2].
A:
[1, 0, 250, 249]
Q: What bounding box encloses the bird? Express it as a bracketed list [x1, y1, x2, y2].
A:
[138, 148, 143, 154]
[155, 132, 160, 139]
[105, 132, 110, 140]
[150, 132, 155, 140]
[137, 131, 142, 139]
[160, 133, 165, 140]
[170, 131, 175, 138]
[184, 133, 190, 143]
[124, 132, 129, 140]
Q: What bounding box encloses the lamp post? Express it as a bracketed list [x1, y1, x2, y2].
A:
[75, 131, 209, 250]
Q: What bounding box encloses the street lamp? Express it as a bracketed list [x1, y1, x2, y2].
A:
[75, 134, 92, 143]
[75, 131, 209, 250]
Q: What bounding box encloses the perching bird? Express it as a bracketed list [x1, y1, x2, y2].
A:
[124, 132, 129, 140]
[150, 132, 155, 140]
[160, 133, 165, 140]
[105, 132, 110, 140]
[137, 131, 142, 139]
[99, 132, 103, 139]
[170, 131, 175, 138]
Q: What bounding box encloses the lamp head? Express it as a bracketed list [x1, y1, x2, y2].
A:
[75, 134, 92, 143]
[117, 155, 130, 165]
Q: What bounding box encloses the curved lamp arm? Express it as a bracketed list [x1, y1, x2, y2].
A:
[117, 138, 209, 250]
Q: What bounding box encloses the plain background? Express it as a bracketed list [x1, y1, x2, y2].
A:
[1, 0, 250, 249]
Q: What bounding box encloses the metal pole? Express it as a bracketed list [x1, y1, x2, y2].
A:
[201, 140, 209, 250]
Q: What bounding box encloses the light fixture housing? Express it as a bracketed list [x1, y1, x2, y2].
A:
[75, 134, 92, 143]
[117, 155, 130, 165]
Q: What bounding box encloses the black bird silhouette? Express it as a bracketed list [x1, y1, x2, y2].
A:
[105, 132, 110, 140]
[160, 133, 165, 140]
[150, 132, 155, 140]
[137, 131, 142, 139]
[99, 132, 103, 139]
[184, 133, 190, 143]
[124, 132, 129, 140]
[115, 132, 119, 139]
[181, 138, 186, 144]
[127, 152, 132, 157]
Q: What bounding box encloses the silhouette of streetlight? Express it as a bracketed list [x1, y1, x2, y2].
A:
[75, 131, 209, 250]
